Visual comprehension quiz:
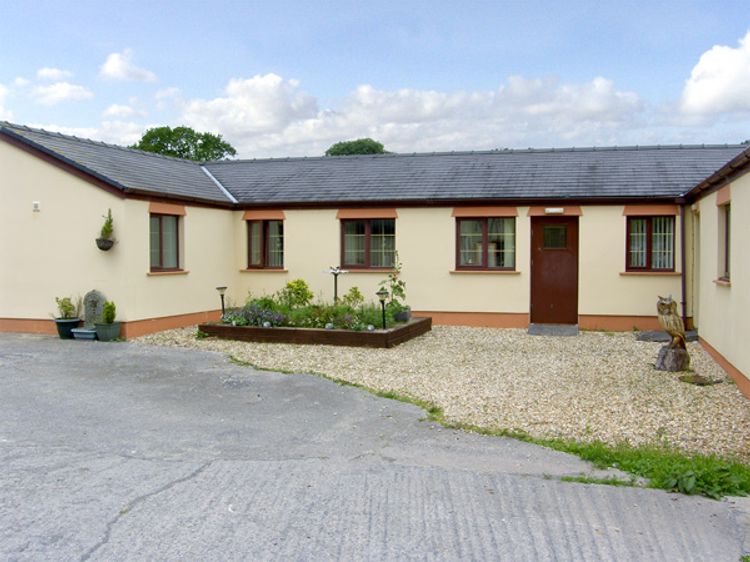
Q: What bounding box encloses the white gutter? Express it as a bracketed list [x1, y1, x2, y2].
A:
[201, 166, 238, 204]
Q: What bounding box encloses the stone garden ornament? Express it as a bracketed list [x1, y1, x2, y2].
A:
[655, 295, 690, 372]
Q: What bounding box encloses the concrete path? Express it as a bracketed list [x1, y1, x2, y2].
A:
[0, 333, 747, 561]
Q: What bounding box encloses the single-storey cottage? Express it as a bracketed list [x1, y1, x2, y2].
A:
[1, 122, 748, 397]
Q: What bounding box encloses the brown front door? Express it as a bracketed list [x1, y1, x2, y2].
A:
[530, 217, 579, 324]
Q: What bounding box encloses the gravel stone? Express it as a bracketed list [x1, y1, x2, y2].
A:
[135, 326, 750, 462]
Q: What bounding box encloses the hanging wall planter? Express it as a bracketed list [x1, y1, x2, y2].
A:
[96, 238, 114, 251]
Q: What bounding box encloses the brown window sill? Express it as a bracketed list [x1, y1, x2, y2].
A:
[240, 268, 288, 273]
[713, 278, 731, 287]
[343, 268, 396, 273]
[619, 271, 681, 276]
[450, 269, 520, 275]
[148, 270, 189, 276]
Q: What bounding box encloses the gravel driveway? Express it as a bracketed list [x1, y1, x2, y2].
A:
[136, 326, 750, 461]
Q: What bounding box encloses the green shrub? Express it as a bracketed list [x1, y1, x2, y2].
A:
[341, 286, 365, 307]
[276, 279, 314, 308]
[102, 301, 116, 324]
[55, 297, 78, 319]
[100, 209, 114, 239]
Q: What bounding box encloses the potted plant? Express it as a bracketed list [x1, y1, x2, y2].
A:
[96, 209, 115, 251]
[53, 297, 81, 339]
[95, 300, 121, 341]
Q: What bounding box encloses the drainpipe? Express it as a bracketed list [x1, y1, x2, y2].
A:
[678, 201, 688, 329]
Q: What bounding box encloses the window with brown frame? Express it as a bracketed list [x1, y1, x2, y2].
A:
[341, 219, 395, 268]
[247, 220, 284, 268]
[626, 216, 675, 271]
[149, 214, 180, 271]
[720, 203, 731, 280]
[456, 218, 515, 270]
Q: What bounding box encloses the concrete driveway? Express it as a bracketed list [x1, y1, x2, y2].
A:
[0, 333, 747, 561]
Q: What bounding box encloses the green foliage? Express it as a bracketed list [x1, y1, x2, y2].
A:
[276, 279, 314, 308]
[533, 439, 750, 500]
[55, 297, 78, 319]
[102, 301, 116, 324]
[223, 279, 403, 330]
[341, 286, 365, 307]
[378, 251, 408, 311]
[99, 209, 114, 239]
[325, 137, 386, 156]
[130, 126, 237, 161]
[195, 329, 209, 339]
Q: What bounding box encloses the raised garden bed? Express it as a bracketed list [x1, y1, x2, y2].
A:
[199, 316, 432, 348]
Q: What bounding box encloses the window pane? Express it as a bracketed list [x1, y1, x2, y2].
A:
[161, 215, 178, 269]
[150, 216, 161, 268]
[459, 220, 483, 266]
[371, 219, 395, 267]
[266, 220, 283, 268]
[343, 221, 365, 265]
[651, 216, 674, 270]
[543, 225, 567, 249]
[724, 205, 731, 279]
[628, 218, 647, 268]
[488, 218, 515, 268]
[248, 221, 262, 266]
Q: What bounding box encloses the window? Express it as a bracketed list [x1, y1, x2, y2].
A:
[247, 220, 284, 268]
[341, 219, 395, 268]
[719, 203, 731, 280]
[626, 216, 675, 271]
[456, 218, 515, 270]
[150, 214, 180, 271]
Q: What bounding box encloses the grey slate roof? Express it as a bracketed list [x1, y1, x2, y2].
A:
[2, 122, 746, 206]
[0, 123, 232, 204]
[205, 145, 748, 204]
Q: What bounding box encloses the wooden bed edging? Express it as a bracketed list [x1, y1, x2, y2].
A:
[198, 316, 432, 348]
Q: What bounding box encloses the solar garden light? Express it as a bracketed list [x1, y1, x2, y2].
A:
[216, 286, 227, 317]
[326, 266, 348, 302]
[376, 287, 389, 330]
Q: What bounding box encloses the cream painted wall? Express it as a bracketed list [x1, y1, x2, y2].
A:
[0, 139, 237, 322]
[578, 206, 682, 316]
[694, 174, 750, 379]
[0, 139, 128, 319]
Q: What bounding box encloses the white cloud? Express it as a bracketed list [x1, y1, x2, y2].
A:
[36, 67, 73, 81]
[99, 49, 157, 82]
[32, 82, 93, 106]
[0, 84, 12, 120]
[680, 31, 750, 115]
[32, 121, 147, 146]
[154, 87, 182, 110]
[177, 73, 642, 157]
[13, 77, 30, 88]
[102, 98, 147, 118]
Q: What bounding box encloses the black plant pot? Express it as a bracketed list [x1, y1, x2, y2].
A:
[54, 318, 81, 339]
[393, 309, 412, 323]
[96, 238, 114, 251]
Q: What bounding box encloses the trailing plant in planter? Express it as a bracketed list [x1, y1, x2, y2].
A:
[53, 296, 81, 339]
[96, 209, 115, 251]
[95, 300, 122, 341]
[378, 252, 411, 321]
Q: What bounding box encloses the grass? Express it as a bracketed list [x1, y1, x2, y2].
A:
[222, 350, 750, 500]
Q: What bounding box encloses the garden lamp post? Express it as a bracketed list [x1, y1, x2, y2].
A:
[376, 287, 389, 330]
[216, 286, 227, 317]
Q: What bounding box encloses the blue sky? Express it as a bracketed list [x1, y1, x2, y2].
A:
[1, 1, 749, 157]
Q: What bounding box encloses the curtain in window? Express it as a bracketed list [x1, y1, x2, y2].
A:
[343, 221, 366, 265]
[489, 218, 515, 268]
[459, 220, 483, 266]
[150, 216, 161, 268]
[370, 219, 395, 267]
[266, 221, 284, 267]
[628, 218, 647, 268]
[249, 221, 262, 266]
[652, 216, 674, 269]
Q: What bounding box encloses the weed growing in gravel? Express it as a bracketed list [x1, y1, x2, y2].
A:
[560, 475, 638, 487]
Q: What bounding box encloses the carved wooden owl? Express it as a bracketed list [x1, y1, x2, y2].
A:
[657, 295, 686, 349]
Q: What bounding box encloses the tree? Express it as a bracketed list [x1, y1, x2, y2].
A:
[325, 138, 386, 156]
[131, 126, 237, 161]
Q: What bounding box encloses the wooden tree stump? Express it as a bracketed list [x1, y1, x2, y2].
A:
[655, 345, 691, 372]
